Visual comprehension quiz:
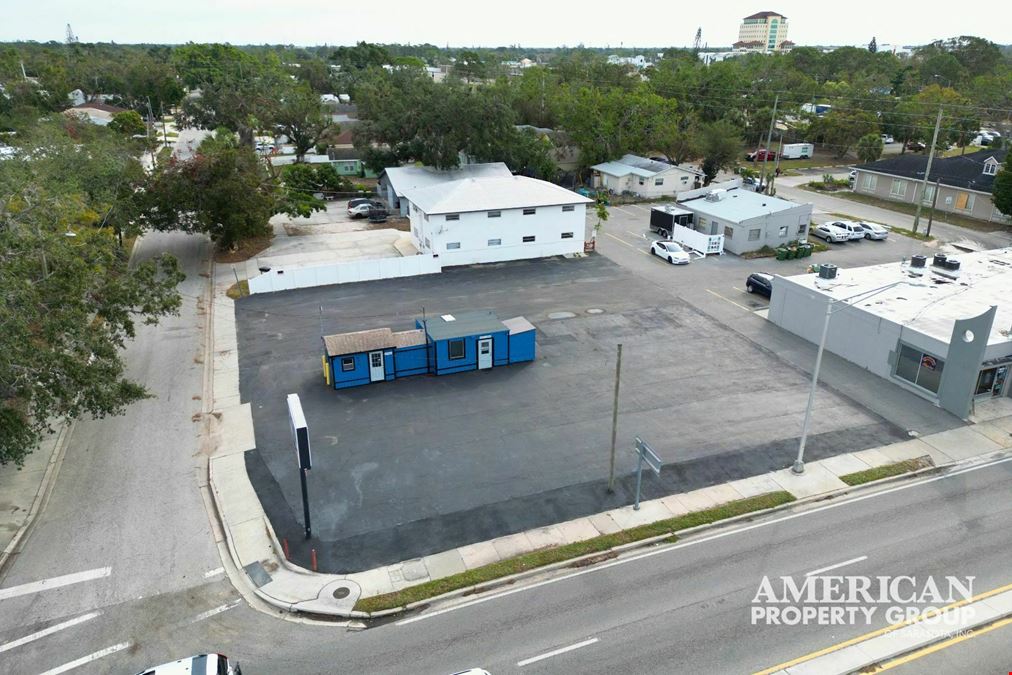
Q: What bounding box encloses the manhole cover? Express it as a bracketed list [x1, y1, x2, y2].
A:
[548, 311, 576, 320]
[333, 587, 351, 599]
[587, 308, 604, 314]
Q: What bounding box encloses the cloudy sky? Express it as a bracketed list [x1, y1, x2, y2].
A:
[3, 1, 1010, 49]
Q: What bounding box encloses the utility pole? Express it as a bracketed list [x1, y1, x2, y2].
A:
[759, 94, 779, 194]
[607, 344, 623, 493]
[925, 176, 942, 237]
[912, 106, 944, 234]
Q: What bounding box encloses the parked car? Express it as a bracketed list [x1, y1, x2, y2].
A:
[347, 197, 373, 208]
[255, 142, 275, 154]
[746, 148, 777, 162]
[135, 653, 241, 675]
[880, 134, 895, 144]
[829, 220, 867, 241]
[811, 223, 851, 243]
[906, 141, 926, 152]
[745, 272, 774, 298]
[367, 207, 388, 223]
[742, 176, 766, 192]
[848, 169, 856, 184]
[650, 240, 691, 264]
[856, 221, 889, 240]
[348, 200, 383, 218]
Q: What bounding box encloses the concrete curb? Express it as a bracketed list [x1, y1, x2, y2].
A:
[0, 421, 75, 578]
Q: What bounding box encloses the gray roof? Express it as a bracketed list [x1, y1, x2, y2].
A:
[502, 316, 536, 335]
[423, 310, 507, 341]
[591, 154, 702, 179]
[323, 328, 425, 356]
[382, 163, 512, 197]
[680, 188, 808, 222]
[403, 175, 591, 215]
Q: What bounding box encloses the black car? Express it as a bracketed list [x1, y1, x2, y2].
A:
[367, 207, 389, 223]
[745, 272, 774, 298]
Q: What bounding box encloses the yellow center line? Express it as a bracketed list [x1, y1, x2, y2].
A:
[866, 615, 1012, 672]
[752, 581, 1012, 675]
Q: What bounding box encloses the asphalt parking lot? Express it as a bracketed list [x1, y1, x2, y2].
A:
[236, 253, 924, 573]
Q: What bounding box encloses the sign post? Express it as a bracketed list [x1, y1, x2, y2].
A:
[287, 393, 313, 539]
[632, 437, 662, 510]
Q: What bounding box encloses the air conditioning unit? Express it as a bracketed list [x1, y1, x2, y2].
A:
[706, 189, 726, 202]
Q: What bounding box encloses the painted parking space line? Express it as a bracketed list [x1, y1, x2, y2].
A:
[39, 642, 131, 675]
[705, 288, 753, 312]
[189, 599, 242, 624]
[0, 612, 101, 654]
[609, 205, 640, 217]
[204, 567, 225, 578]
[805, 555, 868, 577]
[628, 204, 652, 212]
[517, 638, 599, 667]
[0, 567, 111, 601]
[603, 232, 650, 256]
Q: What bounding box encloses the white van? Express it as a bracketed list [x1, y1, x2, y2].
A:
[135, 653, 241, 675]
[829, 220, 866, 241]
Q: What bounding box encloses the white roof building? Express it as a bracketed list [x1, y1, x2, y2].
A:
[677, 186, 812, 255]
[378, 162, 513, 215]
[591, 154, 703, 199]
[402, 175, 589, 215]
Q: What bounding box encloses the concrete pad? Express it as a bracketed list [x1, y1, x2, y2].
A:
[879, 438, 946, 465]
[851, 447, 893, 468]
[921, 426, 1002, 460]
[556, 518, 602, 544]
[588, 512, 623, 535]
[607, 499, 675, 530]
[400, 558, 429, 582]
[770, 463, 848, 499]
[983, 415, 1012, 435]
[524, 526, 566, 551]
[674, 488, 720, 513]
[458, 541, 501, 570]
[387, 564, 425, 592]
[702, 483, 746, 505]
[818, 452, 873, 478]
[423, 549, 467, 580]
[659, 494, 690, 516]
[229, 517, 274, 567]
[491, 532, 534, 560]
[209, 454, 263, 525]
[728, 474, 783, 499]
[350, 566, 396, 597]
[214, 404, 257, 456]
[969, 421, 1012, 448]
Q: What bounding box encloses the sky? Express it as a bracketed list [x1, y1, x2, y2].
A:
[2, 1, 1010, 49]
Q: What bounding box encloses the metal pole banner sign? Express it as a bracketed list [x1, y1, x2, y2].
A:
[635, 437, 662, 475]
[287, 393, 312, 470]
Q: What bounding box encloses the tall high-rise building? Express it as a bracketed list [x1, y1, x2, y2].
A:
[735, 11, 790, 53]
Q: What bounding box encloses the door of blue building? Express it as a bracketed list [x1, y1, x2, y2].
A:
[368, 351, 385, 382]
[477, 337, 493, 370]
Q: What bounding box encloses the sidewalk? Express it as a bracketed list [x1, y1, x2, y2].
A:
[203, 251, 1012, 615]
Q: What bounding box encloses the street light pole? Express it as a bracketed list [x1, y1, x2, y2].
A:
[607, 343, 623, 493]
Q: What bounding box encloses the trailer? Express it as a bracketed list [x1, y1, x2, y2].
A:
[781, 143, 814, 159]
[649, 204, 694, 238]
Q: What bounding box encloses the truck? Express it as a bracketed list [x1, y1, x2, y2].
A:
[746, 148, 776, 162]
[649, 204, 694, 238]
[781, 143, 814, 159]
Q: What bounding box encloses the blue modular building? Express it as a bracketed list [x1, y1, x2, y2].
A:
[322, 310, 536, 390]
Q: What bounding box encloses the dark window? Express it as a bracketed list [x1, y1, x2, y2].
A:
[561, 232, 574, 239]
[562, 205, 575, 212]
[446, 242, 461, 250]
[488, 210, 501, 218]
[895, 344, 945, 393]
[445, 214, 460, 221]
[523, 208, 536, 215]
[487, 238, 502, 246]
[448, 339, 465, 360]
[523, 235, 536, 243]
[341, 357, 355, 372]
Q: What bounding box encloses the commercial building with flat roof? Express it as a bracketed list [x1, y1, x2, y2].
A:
[768, 249, 1012, 418]
[678, 187, 812, 255]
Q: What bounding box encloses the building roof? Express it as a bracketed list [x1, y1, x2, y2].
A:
[855, 148, 1007, 193]
[592, 154, 701, 179]
[402, 174, 590, 215]
[382, 162, 512, 197]
[743, 11, 786, 20]
[392, 329, 427, 348]
[323, 327, 427, 356]
[502, 316, 536, 335]
[424, 310, 508, 341]
[70, 101, 127, 114]
[777, 248, 1012, 346]
[680, 188, 807, 222]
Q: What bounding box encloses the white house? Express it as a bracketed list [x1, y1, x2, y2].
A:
[402, 175, 592, 265]
[378, 162, 513, 215]
[591, 154, 703, 198]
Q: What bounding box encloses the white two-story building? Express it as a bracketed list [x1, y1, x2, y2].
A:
[402, 175, 592, 265]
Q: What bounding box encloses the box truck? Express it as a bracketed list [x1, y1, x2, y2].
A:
[781, 143, 814, 159]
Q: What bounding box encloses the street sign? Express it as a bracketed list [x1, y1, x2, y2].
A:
[287, 393, 312, 470]
[632, 437, 664, 511]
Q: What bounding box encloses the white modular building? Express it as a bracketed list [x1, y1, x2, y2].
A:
[402, 175, 592, 265]
[677, 187, 812, 255]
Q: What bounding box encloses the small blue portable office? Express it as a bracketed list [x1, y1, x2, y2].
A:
[322, 310, 536, 390]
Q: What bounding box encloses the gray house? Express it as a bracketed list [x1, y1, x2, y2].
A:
[678, 187, 812, 255]
[853, 148, 1010, 224]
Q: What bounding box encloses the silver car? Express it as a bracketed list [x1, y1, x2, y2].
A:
[856, 221, 889, 240]
[811, 223, 850, 243]
[829, 220, 867, 241]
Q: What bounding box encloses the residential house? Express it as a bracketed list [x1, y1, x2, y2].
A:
[402, 173, 592, 265]
[378, 162, 514, 216]
[853, 148, 1010, 224]
[64, 101, 127, 126]
[591, 154, 703, 198]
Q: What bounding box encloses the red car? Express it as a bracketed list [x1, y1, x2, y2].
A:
[747, 149, 777, 162]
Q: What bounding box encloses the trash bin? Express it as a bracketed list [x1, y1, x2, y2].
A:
[776, 248, 788, 261]
[800, 243, 813, 257]
[786, 248, 797, 259]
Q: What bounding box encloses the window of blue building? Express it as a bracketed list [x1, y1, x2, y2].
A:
[448, 339, 465, 359]
[341, 357, 355, 371]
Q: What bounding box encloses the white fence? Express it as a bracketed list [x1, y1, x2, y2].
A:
[670, 223, 725, 256]
[247, 255, 443, 294]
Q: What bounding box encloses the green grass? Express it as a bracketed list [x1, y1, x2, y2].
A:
[226, 280, 249, 300]
[827, 191, 1006, 233]
[889, 226, 934, 241]
[353, 491, 796, 613]
[839, 458, 932, 486]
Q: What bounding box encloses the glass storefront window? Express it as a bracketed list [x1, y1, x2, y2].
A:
[895, 344, 945, 394]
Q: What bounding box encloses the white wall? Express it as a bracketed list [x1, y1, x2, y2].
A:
[598, 168, 698, 198]
[247, 255, 442, 294]
[409, 202, 586, 265]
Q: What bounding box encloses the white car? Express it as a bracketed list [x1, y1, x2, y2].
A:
[135, 653, 241, 675]
[348, 201, 382, 218]
[811, 223, 850, 243]
[880, 134, 895, 144]
[856, 221, 889, 240]
[829, 220, 867, 241]
[650, 240, 691, 264]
